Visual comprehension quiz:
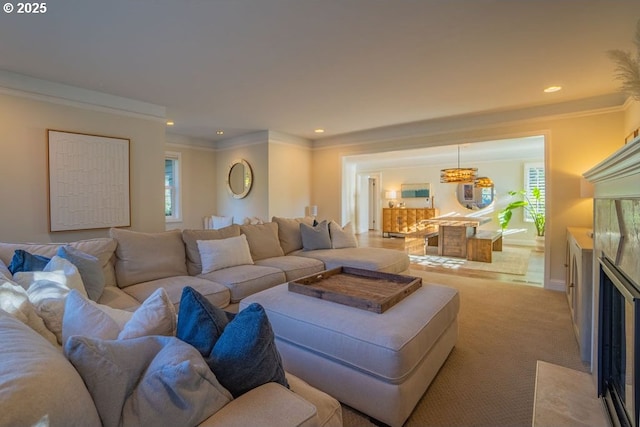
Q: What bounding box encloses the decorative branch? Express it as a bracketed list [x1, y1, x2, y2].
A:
[608, 19, 640, 101]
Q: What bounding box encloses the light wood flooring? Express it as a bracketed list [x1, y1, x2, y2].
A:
[358, 231, 545, 286]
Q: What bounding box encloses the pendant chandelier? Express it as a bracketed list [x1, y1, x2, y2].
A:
[440, 145, 478, 183]
[474, 176, 494, 188]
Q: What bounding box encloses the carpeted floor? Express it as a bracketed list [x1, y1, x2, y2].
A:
[409, 246, 530, 276]
[342, 270, 588, 427]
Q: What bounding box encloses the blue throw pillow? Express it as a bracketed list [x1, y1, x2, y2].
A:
[8, 250, 51, 275]
[176, 287, 288, 397]
[177, 286, 230, 356]
[56, 245, 105, 301]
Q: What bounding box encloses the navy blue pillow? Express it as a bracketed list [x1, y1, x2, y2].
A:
[176, 287, 288, 397]
[8, 250, 51, 275]
[176, 286, 230, 356]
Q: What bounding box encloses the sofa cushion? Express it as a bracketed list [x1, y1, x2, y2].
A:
[57, 245, 105, 301]
[65, 334, 232, 427]
[0, 309, 101, 427]
[300, 220, 332, 251]
[198, 235, 254, 274]
[182, 225, 241, 275]
[176, 287, 288, 398]
[62, 288, 176, 346]
[0, 274, 57, 345]
[272, 216, 314, 254]
[286, 373, 343, 427]
[329, 221, 358, 249]
[240, 222, 285, 261]
[255, 255, 325, 281]
[110, 228, 188, 288]
[122, 275, 231, 311]
[294, 247, 410, 274]
[198, 382, 319, 427]
[199, 264, 286, 303]
[97, 286, 141, 311]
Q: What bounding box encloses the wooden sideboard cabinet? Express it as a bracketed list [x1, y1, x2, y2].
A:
[565, 227, 593, 363]
[382, 208, 438, 237]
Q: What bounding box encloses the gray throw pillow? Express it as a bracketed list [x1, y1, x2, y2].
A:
[300, 220, 332, 251]
[65, 335, 232, 427]
[57, 245, 105, 301]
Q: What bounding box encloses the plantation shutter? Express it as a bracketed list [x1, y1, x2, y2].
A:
[524, 162, 545, 223]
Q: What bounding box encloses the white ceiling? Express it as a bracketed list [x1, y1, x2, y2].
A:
[1, 1, 639, 143]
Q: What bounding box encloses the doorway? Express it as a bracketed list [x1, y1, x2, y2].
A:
[356, 172, 381, 234]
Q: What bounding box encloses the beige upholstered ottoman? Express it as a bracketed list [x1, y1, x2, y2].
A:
[241, 280, 459, 427]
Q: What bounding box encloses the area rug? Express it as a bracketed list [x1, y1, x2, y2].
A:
[409, 246, 530, 275]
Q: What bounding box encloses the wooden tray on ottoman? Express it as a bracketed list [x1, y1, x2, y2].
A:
[288, 266, 421, 313]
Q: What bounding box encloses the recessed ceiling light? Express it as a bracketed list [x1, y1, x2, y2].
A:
[166, 120, 175, 126]
[216, 130, 224, 135]
[314, 128, 325, 134]
[544, 86, 562, 93]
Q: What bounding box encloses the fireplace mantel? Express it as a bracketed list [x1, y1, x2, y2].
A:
[583, 136, 640, 198]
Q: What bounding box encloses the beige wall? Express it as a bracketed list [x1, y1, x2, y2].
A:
[213, 131, 313, 224]
[268, 138, 312, 219]
[165, 137, 217, 231]
[312, 109, 624, 288]
[0, 92, 166, 243]
[625, 100, 640, 134]
[215, 133, 270, 223]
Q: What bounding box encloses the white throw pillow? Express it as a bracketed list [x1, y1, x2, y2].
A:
[329, 221, 359, 249]
[197, 235, 254, 274]
[14, 256, 87, 344]
[0, 273, 58, 345]
[62, 288, 177, 346]
[14, 256, 87, 297]
[212, 215, 234, 229]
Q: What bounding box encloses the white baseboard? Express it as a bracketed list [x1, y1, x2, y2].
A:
[546, 279, 565, 292]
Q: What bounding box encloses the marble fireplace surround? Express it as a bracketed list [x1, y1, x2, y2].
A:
[584, 136, 640, 415]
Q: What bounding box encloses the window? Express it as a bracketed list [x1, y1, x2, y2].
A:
[523, 162, 545, 223]
[165, 152, 181, 222]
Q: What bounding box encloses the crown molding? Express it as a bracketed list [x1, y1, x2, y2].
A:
[214, 130, 269, 151]
[312, 93, 627, 150]
[165, 133, 216, 152]
[268, 130, 312, 149]
[0, 70, 166, 121]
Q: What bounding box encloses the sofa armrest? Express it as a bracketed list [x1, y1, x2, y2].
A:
[198, 382, 319, 427]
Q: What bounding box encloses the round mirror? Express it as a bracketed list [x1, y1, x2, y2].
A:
[226, 159, 253, 199]
[456, 181, 494, 210]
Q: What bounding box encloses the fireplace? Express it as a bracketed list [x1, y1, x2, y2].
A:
[583, 136, 640, 427]
[598, 256, 640, 427]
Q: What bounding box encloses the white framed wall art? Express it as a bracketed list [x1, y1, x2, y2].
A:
[47, 129, 131, 232]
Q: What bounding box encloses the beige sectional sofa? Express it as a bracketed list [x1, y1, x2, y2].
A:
[7, 217, 407, 313]
[0, 216, 410, 426]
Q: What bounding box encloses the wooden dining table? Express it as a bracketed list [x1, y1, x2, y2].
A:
[419, 216, 492, 258]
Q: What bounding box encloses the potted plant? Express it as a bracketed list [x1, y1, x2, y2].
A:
[498, 187, 545, 237]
